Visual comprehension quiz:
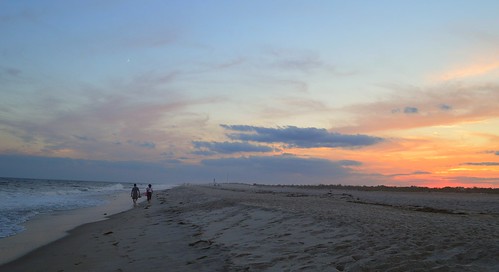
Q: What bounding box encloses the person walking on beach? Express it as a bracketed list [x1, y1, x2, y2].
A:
[146, 184, 153, 204]
[131, 184, 141, 206]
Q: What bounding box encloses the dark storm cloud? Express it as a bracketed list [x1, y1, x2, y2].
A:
[438, 104, 452, 111]
[413, 171, 432, 175]
[192, 141, 274, 155]
[127, 140, 156, 149]
[464, 162, 499, 166]
[389, 171, 432, 177]
[220, 125, 383, 148]
[339, 160, 363, 166]
[403, 107, 419, 114]
[391, 106, 420, 114]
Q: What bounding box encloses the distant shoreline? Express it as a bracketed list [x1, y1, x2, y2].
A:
[2, 176, 497, 193]
[240, 183, 499, 194]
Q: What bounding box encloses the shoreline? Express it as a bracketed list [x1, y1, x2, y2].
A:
[2, 184, 498, 271]
[0, 190, 142, 265]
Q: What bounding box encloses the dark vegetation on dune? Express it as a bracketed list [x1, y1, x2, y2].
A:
[251, 183, 499, 194]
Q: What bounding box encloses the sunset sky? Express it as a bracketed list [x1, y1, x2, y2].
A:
[1, 1, 499, 187]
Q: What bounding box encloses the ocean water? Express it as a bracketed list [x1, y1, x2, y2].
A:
[0, 177, 136, 238]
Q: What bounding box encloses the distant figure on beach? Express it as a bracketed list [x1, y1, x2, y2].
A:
[131, 184, 141, 206]
[146, 184, 153, 204]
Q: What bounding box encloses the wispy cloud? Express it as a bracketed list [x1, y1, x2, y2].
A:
[0, 70, 224, 160]
[0, 66, 25, 84]
[0, 7, 39, 25]
[437, 61, 499, 81]
[273, 55, 325, 73]
[262, 47, 345, 75]
[258, 96, 330, 120]
[214, 57, 245, 69]
[124, 29, 178, 49]
[2, 67, 21, 77]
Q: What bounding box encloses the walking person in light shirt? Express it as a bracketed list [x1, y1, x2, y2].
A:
[146, 184, 153, 204]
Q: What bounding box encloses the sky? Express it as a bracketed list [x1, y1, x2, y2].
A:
[1, 1, 499, 187]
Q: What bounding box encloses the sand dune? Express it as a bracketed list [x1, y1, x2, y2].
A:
[1, 183, 498, 271]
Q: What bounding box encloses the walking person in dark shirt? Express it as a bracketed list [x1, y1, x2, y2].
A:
[131, 184, 140, 206]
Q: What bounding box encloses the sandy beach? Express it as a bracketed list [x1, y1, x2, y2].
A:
[1, 184, 498, 271]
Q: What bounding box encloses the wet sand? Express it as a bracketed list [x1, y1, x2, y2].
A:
[1, 184, 498, 271]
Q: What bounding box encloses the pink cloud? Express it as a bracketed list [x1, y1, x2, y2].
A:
[334, 84, 499, 133]
[0, 70, 225, 161]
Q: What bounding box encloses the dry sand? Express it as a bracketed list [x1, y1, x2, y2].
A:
[1, 183, 498, 271]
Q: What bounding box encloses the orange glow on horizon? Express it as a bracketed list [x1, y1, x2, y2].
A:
[282, 133, 499, 188]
